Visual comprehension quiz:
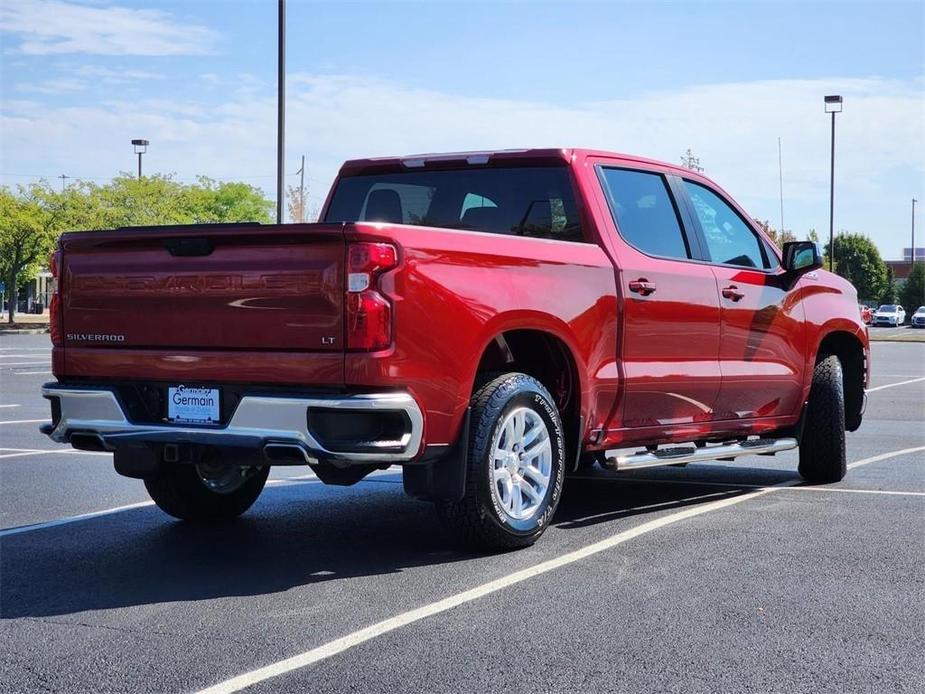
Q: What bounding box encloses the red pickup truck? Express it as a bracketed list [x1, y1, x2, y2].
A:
[42, 148, 869, 549]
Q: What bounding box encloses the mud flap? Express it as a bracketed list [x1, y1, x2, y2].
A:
[403, 408, 470, 502]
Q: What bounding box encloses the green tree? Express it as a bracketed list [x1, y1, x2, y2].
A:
[0, 185, 60, 323]
[0, 175, 273, 322]
[826, 233, 888, 303]
[879, 265, 898, 305]
[807, 229, 819, 243]
[182, 177, 274, 224]
[753, 219, 796, 247]
[900, 262, 925, 311]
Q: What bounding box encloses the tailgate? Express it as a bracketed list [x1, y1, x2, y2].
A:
[60, 223, 345, 352]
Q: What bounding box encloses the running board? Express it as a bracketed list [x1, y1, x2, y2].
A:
[604, 437, 798, 471]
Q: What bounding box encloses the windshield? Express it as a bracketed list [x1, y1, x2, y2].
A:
[325, 166, 585, 243]
[916, 307, 925, 314]
[878, 305, 898, 312]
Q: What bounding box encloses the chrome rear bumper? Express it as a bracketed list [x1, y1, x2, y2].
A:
[41, 385, 424, 464]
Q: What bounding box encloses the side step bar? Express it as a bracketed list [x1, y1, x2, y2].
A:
[605, 437, 798, 471]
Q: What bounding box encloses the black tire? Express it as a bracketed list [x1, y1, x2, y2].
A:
[436, 373, 566, 551]
[798, 355, 847, 484]
[144, 463, 269, 521]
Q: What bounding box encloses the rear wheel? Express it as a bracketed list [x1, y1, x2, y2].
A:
[436, 373, 566, 551]
[798, 355, 847, 484]
[144, 461, 269, 521]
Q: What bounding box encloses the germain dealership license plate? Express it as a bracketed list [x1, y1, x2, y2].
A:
[167, 385, 220, 424]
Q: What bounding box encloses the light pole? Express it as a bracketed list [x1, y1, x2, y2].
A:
[276, 0, 286, 224]
[824, 95, 842, 271]
[913, 198, 918, 267]
[131, 139, 149, 179]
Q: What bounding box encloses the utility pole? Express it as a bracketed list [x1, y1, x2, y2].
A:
[778, 137, 785, 237]
[57, 174, 70, 192]
[276, 0, 286, 224]
[680, 149, 703, 172]
[296, 154, 306, 223]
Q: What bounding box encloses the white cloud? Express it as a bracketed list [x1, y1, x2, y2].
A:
[16, 77, 87, 94]
[0, 0, 218, 55]
[1, 74, 922, 255]
[69, 65, 164, 82]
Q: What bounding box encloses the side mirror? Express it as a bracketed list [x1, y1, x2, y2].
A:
[782, 241, 823, 274]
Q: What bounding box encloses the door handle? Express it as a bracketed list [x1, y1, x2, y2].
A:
[628, 279, 656, 296]
[722, 285, 745, 302]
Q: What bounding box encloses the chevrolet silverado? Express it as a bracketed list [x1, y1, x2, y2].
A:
[41, 148, 869, 549]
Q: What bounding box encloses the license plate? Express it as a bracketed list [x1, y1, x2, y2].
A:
[167, 385, 220, 424]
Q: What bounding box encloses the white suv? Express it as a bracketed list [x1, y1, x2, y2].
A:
[872, 304, 905, 326]
[912, 306, 925, 328]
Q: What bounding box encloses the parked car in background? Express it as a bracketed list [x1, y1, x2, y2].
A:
[859, 304, 873, 325]
[912, 306, 925, 328]
[872, 304, 905, 326]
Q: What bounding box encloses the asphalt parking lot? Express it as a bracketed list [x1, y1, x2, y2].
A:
[1, 333, 923, 693]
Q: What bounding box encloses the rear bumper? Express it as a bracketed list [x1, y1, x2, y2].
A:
[40, 384, 424, 464]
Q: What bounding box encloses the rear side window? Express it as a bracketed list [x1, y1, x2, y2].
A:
[324, 166, 585, 242]
[683, 181, 768, 269]
[598, 168, 690, 259]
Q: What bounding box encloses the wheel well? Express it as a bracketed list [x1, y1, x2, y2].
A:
[476, 330, 581, 460]
[817, 330, 866, 432]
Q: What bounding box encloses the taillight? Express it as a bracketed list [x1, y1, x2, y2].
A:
[49, 249, 62, 347]
[346, 242, 398, 351]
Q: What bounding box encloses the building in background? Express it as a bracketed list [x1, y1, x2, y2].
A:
[902, 247, 925, 263]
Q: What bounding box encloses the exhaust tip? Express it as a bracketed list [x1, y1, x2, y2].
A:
[263, 443, 310, 464]
[70, 433, 108, 452]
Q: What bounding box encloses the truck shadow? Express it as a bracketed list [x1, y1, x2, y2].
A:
[1, 466, 801, 619]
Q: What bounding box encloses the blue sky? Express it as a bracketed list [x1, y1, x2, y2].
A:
[2, 0, 923, 257]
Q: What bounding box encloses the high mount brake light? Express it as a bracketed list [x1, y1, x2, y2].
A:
[346, 242, 398, 351]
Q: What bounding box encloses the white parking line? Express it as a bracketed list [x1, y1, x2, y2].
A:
[0, 354, 50, 359]
[0, 362, 49, 367]
[0, 419, 46, 425]
[0, 501, 157, 537]
[0, 470, 402, 538]
[866, 376, 925, 393]
[12, 370, 52, 375]
[0, 404, 21, 409]
[570, 476, 925, 497]
[0, 448, 110, 460]
[0, 348, 51, 352]
[195, 445, 925, 694]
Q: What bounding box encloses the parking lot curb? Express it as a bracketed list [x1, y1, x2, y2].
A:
[0, 328, 50, 335]
[868, 335, 925, 343]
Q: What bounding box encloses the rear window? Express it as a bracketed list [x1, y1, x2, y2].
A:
[324, 166, 585, 243]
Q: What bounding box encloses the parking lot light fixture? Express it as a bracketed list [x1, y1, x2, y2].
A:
[824, 95, 842, 271]
[131, 139, 149, 179]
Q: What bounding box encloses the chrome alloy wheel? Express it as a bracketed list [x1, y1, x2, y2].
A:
[490, 407, 552, 521]
[195, 462, 257, 495]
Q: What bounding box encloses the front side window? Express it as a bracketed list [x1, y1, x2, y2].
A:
[598, 168, 690, 259]
[684, 181, 767, 268]
[325, 166, 585, 242]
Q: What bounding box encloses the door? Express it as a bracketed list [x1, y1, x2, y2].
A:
[680, 180, 806, 420]
[595, 165, 723, 434]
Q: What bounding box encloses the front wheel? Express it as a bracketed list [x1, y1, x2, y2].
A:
[144, 461, 269, 521]
[798, 355, 847, 484]
[436, 373, 566, 551]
